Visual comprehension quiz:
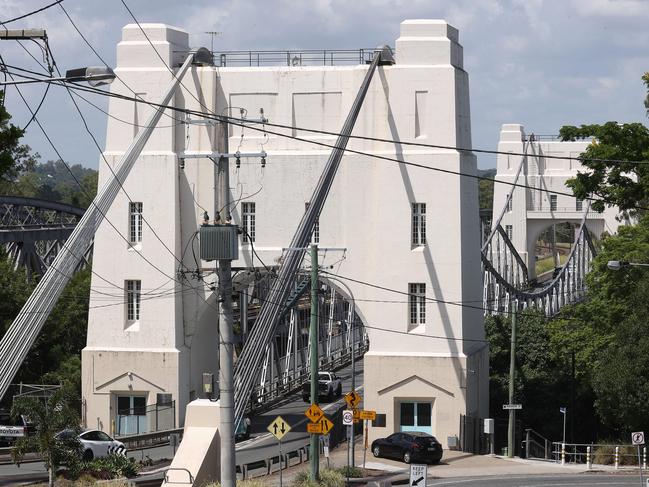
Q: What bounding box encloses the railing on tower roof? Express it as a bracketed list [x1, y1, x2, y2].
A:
[211, 48, 385, 67]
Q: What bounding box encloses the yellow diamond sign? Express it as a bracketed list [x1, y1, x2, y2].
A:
[267, 415, 291, 441]
[345, 390, 361, 409]
[304, 403, 324, 423]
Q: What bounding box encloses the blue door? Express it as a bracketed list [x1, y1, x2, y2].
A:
[400, 402, 432, 435]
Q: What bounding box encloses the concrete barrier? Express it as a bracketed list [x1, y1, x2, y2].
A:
[245, 459, 270, 478]
[287, 449, 301, 467]
[268, 454, 286, 473]
[162, 400, 220, 485]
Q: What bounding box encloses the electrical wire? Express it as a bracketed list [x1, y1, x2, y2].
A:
[57, 3, 183, 125]
[1, 0, 64, 24]
[11, 73, 644, 213]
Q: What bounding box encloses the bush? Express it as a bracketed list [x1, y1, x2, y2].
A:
[337, 466, 363, 478]
[593, 444, 639, 466]
[63, 454, 139, 481]
[291, 469, 344, 487]
[318, 469, 344, 487]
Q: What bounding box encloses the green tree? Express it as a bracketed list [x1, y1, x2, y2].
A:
[17, 268, 91, 388]
[561, 216, 649, 435]
[559, 73, 649, 215]
[478, 168, 496, 210]
[11, 388, 81, 487]
[0, 92, 37, 184]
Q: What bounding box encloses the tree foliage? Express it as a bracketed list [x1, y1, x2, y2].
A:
[478, 168, 496, 210]
[559, 73, 649, 215]
[0, 92, 38, 184]
[11, 388, 81, 487]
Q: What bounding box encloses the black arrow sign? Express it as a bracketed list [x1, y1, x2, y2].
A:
[411, 476, 424, 486]
[281, 423, 286, 433]
[273, 424, 278, 434]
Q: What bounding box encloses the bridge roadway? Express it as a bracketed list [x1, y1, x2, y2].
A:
[0, 360, 364, 485]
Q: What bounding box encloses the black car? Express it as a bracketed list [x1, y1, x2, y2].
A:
[371, 431, 443, 464]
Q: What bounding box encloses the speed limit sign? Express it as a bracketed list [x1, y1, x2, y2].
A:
[342, 409, 353, 426]
[632, 431, 645, 445]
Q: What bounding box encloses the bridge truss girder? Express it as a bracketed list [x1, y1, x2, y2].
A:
[0, 196, 91, 277]
[235, 270, 368, 415]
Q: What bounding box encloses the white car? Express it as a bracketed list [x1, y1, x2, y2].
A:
[57, 429, 127, 460]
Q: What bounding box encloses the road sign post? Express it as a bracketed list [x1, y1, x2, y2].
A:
[633, 432, 645, 487]
[410, 464, 427, 487]
[309, 244, 319, 481]
[268, 416, 291, 487]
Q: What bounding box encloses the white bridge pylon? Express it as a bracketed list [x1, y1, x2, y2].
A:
[480, 124, 624, 317]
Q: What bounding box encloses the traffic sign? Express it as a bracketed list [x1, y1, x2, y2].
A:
[360, 410, 376, 421]
[345, 390, 361, 409]
[307, 422, 323, 434]
[410, 464, 427, 487]
[502, 404, 522, 410]
[267, 415, 291, 441]
[632, 431, 645, 445]
[319, 416, 334, 434]
[342, 409, 354, 426]
[353, 409, 361, 423]
[305, 403, 324, 423]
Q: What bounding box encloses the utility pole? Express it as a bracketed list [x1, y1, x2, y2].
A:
[349, 312, 355, 468]
[507, 301, 517, 459]
[309, 244, 320, 481]
[217, 118, 236, 487]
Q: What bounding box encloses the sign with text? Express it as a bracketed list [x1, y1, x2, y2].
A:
[342, 410, 353, 426]
[409, 464, 427, 487]
[502, 404, 522, 410]
[360, 410, 376, 421]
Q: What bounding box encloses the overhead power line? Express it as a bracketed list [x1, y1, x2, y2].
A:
[0, 0, 64, 25]
[6, 70, 640, 213]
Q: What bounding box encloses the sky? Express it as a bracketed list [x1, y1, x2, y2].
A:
[1, 0, 649, 170]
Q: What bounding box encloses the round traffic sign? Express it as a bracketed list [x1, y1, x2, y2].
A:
[342, 409, 353, 426]
[632, 431, 645, 445]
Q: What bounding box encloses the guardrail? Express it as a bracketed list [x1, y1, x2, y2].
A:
[119, 427, 184, 451]
[551, 442, 648, 468]
[212, 48, 381, 67]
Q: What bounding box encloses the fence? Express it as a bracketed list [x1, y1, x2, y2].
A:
[459, 415, 522, 456]
[550, 442, 648, 468]
[524, 428, 552, 460]
[115, 400, 175, 437]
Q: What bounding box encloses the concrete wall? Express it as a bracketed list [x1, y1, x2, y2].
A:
[492, 124, 624, 279]
[83, 19, 485, 447]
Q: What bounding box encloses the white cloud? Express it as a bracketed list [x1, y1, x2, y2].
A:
[2, 0, 647, 169]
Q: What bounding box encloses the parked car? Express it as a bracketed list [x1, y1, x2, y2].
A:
[56, 429, 126, 460]
[371, 431, 443, 464]
[301, 372, 342, 402]
[0, 410, 34, 446]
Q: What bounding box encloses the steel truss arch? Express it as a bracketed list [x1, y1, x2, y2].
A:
[0, 195, 91, 277]
[482, 204, 596, 316]
[234, 269, 368, 415]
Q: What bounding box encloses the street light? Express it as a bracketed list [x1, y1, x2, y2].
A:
[607, 260, 649, 271]
[0, 67, 116, 87]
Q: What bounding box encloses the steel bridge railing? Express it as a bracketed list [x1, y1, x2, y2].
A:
[212, 48, 383, 67]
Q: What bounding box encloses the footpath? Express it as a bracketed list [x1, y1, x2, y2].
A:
[263, 440, 637, 486]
